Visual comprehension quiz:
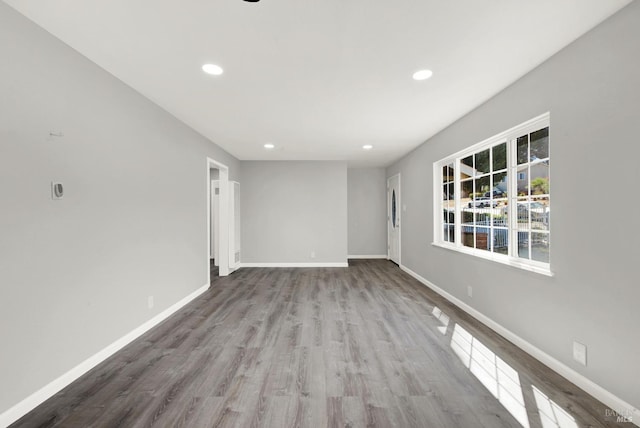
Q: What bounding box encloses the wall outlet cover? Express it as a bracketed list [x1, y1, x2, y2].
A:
[573, 341, 587, 366]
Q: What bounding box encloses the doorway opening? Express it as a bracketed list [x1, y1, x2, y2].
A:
[207, 158, 230, 282]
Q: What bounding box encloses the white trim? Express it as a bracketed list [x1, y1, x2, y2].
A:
[0, 283, 210, 428]
[433, 113, 551, 275]
[347, 254, 388, 259]
[399, 264, 639, 426]
[431, 242, 554, 277]
[228, 180, 241, 273]
[432, 161, 440, 244]
[434, 112, 550, 164]
[240, 262, 349, 268]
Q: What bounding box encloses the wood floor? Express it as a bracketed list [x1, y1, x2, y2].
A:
[11, 260, 625, 427]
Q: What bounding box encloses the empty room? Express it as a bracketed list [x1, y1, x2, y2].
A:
[1, 0, 638, 427]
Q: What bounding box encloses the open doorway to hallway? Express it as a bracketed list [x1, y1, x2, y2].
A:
[206, 157, 241, 282]
[207, 158, 230, 281]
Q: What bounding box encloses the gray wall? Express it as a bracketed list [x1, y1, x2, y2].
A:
[347, 168, 387, 256]
[387, 2, 639, 409]
[0, 3, 239, 415]
[241, 161, 347, 264]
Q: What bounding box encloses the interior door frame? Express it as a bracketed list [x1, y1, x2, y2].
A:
[207, 158, 230, 280]
[210, 179, 220, 266]
[387, 173, 401, 265]
[228, 180, 240, 273]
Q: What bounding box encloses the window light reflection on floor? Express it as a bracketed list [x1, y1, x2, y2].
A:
[450, 323, 530, 428]
[431, 306, 450, 335]
[532, 385, 579, 428]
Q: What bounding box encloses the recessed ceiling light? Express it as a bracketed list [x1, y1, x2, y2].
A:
[362, 144, 373, 150]
[412, 69, 433, 81]
[264, 143, 275, 149]
[202, 64, 223, 76]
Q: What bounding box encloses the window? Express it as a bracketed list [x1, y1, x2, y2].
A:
[433, 113, 551, 275]
[392, 189, 397, 228]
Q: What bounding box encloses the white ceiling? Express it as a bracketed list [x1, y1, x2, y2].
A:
[4, 0, 631, 167]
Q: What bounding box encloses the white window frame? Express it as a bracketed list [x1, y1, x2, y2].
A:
[432, 113, 552, 276]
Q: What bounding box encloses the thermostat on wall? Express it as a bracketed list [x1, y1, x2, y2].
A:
[51, 182, 64, 200]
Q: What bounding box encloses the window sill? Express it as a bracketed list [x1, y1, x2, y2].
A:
[431, 242, 554, 277]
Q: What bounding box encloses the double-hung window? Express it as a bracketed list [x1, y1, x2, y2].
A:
[434, 113, 551, 275]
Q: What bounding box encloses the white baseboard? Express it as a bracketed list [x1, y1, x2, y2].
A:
[241, 262, 348, 268]
[0, 283, 210, 428]
[347, 255, 388, 259]
[399, 264, 639, 427]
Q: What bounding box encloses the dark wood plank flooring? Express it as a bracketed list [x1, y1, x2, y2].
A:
[10, 260, 626, 427]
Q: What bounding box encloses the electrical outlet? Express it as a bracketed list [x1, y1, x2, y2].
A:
[148, 296, 154, 310]
[310, 251, 316, 259]
[467, 286, 473, 298]
[573, 341, 587, 366]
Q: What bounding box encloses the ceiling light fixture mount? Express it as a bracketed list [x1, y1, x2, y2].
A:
[412, 69, 433, 81]
[202, 64, 223, 76]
